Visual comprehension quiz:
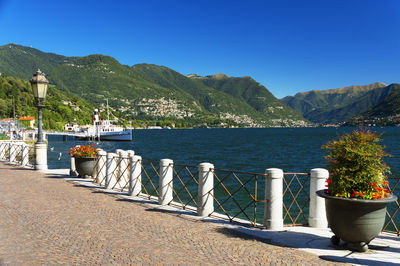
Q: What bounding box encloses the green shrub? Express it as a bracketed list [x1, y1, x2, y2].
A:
[323, 130, 391, 199]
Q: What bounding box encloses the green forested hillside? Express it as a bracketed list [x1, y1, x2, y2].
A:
[348, 84, 400, 126]
[0, 44, 66, 80]
[132, 64, 267, 119]
[281, 83, 389, 123]
[190, 73, 304, 120]
[0, 43, 309, 127]
[0, 74, 95, 130]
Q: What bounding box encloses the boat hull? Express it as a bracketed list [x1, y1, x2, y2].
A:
[100, 130, 132, 141]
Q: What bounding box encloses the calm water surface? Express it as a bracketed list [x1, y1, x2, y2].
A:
[48, 127, 400, 176]
[47, 127, 400, 226]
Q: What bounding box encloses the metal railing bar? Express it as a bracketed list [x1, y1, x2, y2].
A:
[112, 159, 130, 190]
[171, 167, 198, 207]
[212, 167, 268, 177]
[138, 160, 159, 198]
[211, 170, 256, 223]
[230, 172, 257, 201]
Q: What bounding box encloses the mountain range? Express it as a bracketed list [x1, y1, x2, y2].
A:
[0, 43, 307, 128]
[0, 43, 399, 128]
[282, 83, 400, 125]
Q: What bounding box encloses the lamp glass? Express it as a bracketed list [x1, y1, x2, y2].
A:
[31, 83, 39, 98]
[37, 83, 48, 99]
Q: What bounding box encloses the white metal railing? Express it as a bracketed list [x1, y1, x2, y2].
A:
[0, 140, 34, 167]
[69, 146, 331, 229]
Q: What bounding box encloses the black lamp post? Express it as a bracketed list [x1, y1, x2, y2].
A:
[30, 69, 48, 144]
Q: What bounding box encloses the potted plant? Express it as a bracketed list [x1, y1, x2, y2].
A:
[317, 130, 397, 252]
[69, 143, 98, 178]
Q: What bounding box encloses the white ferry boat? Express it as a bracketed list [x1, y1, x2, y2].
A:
[87, 101, 132, 141]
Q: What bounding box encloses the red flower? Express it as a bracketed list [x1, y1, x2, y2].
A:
[69, 144, 98, 158]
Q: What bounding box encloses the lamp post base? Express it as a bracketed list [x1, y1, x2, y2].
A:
[34, 143, 47, 171]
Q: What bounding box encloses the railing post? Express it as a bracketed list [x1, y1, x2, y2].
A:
[105, 152, 117, 189]
[69, 145, 79, 177]
[9, 142, 17, 163]
[0, 142, 5, 160]
[115, 149, 123, 187]
[17, 143, 22, 165]
[158, 159, 173, 205]
[115, 150, 129, 189]
[21, 144, 29, 166]
[126, 150, 135, 157]
[18, 143, 23, 164]
[129, 155, 142, 196]
[197, 162, 214, 217]
[264, 168, 284, 230]
[309, 168, 329, 228]
[9, 142, 14, 163]
[96, 150, 107, 185]
[70, 156, 78, 176]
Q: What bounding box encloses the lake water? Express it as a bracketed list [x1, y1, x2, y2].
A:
[48, 127, 400, 176]
[47, 127, 400, 228]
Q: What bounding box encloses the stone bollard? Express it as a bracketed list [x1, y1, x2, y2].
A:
[115, 149, 123, 187]
[69, 145, 79, 176]
[21, 144, 29, 166]
[105, 153, 117, 189]
[96, 150, 107, 184]
[115, 150, 129, 190]
[129, 155, 142, 196]
[197, 163, 214, 217]
[309, 168, 329, 228]
[158, 159, 173, 205]
[69, 156, 78, 177]
[126, 150, 135, 157]
[34, 143, 48, 171]
[264, 168, 284, 230]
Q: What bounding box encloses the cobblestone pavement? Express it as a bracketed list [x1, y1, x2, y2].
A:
[0, 162, 340, 265]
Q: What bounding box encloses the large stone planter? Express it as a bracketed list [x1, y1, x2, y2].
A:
[74, 157, 95, 178]
[316, 189, 397, 252]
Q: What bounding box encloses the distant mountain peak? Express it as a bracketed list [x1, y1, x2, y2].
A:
[296, 82, 387, 96]
[187, 73, 230, 79]
[209, 73, 229, 79]
[186, 73, 201, 78]
[282, 82, 393, 124]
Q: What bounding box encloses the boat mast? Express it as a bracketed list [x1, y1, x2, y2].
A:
[106, 98, 110, 121]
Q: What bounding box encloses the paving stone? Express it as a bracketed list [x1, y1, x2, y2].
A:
[0, 162, 339, 265]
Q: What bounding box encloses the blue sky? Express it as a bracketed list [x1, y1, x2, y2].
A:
[0, 0, 399, 98]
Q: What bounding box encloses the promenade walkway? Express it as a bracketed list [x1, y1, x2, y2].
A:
[0, 162, 398, 265]
[0, 162, 333, 265]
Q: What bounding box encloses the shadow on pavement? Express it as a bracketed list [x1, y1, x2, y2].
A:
[215, 226, 400, 264]
[144, 207, 198, 217]
[214, 227, 276, 245]
[116, 197, 159, 206]
[0, 167, 32, 171]
[216, 226, 333, 250]
[320, 255, 398, 265]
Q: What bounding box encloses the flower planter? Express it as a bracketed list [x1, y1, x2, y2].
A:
[74, 156, 95, 178]
[317, 189, 397, 252]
